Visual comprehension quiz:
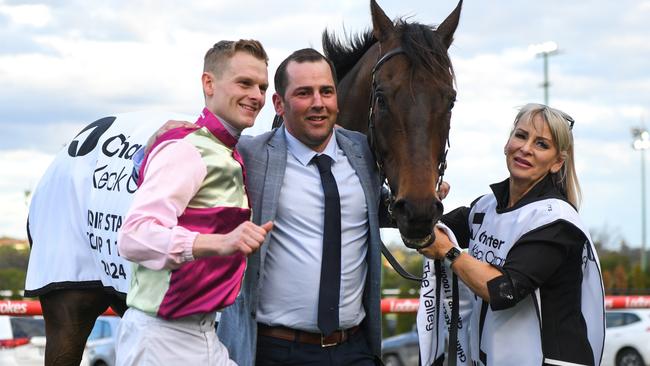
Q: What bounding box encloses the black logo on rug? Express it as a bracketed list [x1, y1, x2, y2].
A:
[67, 116, 116, 157]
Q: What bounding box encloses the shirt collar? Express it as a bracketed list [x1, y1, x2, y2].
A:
[215, 114, 241, 138]
[490, 174, 561, 211]
[196, 107, 238, 148]
[284, 128, 338, 167]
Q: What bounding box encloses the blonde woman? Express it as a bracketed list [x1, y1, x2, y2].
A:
[420, 104, 605, 366]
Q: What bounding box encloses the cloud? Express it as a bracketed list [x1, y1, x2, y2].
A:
[0, 3, 51, 28]
[0, 149, 54, 239]
[0, 0, 649, 246]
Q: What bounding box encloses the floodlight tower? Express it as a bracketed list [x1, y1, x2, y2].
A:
[632, 127, 650, 273]
[529, 41, 559, 105]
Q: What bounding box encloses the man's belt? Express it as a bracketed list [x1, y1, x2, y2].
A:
[257, 323, 360, 348]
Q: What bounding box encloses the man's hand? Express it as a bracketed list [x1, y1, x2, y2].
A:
[193, 221, 274, 259]
[145, 120, 194, 155]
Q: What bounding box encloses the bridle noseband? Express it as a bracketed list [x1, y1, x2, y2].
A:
[367, 46, 450, 223]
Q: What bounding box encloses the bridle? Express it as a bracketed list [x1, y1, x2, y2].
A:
[367, 46, 450, 222]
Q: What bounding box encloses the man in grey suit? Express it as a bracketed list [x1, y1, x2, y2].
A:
[217, 48, 383, 365]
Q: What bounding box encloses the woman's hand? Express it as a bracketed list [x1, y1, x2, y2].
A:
[418, 226, 454, 259]
[419, 225, 503, 302]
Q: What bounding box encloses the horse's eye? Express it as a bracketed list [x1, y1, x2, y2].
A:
[376, 93, 387, 109]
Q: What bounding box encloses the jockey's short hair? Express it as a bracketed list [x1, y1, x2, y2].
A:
[204, 40, 268, 77]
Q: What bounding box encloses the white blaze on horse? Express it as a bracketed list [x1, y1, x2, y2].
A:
[25, 1, 462, 364]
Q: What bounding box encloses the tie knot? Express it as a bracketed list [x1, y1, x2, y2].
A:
[312, 154, 333, 174]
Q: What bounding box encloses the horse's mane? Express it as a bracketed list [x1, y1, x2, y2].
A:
[322, 19, 455, 83]
[322, 29, 375, 82]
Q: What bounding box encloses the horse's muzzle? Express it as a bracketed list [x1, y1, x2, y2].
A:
[401, 233, 434, 249]
[392, 197, 443, 249]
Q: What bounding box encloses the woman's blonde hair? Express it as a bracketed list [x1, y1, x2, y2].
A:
[512, 103, 581, 209]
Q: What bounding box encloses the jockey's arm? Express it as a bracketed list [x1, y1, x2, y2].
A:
[131, 120, 194, 181]
[122, 132, 270, 271]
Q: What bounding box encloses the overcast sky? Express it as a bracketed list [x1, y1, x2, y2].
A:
[1, 0, 649, 252]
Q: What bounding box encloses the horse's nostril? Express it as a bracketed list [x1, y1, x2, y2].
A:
[393, 198, 443, 221]
[393, 199, 406, 211]
[394, 199, 428, 220]
[392, 199, 414, 220]
[434, 199, 444, 215]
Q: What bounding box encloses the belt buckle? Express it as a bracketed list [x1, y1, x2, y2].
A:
[321, 331, 342, 348]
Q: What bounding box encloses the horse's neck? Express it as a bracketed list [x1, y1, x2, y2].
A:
[337, 51, 376, 134]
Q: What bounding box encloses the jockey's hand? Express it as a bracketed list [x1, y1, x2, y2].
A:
[193, 221, 274, 258]
[145, 120, 194, 155]
[437, 181, 450, 200]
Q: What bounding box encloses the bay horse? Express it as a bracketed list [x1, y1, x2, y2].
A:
[325, 0, 461, 248]
[25, 1, 461, 364]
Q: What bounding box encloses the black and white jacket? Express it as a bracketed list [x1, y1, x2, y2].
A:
[442, 175, 605, 366]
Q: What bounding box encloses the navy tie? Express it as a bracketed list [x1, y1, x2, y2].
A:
[312, 154, 341, 336]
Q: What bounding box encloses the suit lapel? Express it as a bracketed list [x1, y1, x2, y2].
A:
[259, 127, 287, 262]
[336, 130, 376, 212]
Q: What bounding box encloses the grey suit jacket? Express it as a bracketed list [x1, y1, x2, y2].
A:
[218, 126, 383, 365]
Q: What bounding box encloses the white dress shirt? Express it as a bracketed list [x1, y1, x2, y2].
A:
[256, 129, 369, 332]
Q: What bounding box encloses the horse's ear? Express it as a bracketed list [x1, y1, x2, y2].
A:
[437, 0, 462, 49]
[370, 0, 395, 43]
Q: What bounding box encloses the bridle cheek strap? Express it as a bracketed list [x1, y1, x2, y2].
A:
[367, 46, 450, 211]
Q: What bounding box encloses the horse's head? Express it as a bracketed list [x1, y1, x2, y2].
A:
[323, 1, 462, 249]
[367, 0, 461, 248]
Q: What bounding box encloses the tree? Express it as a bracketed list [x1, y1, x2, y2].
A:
[381, 244, 423, 337]
[0, 244, 30, 299]
[0, 269, 26, 299]
[613, 265, 628, 294]
[0, 245, 29, 269]
[629, 265, 648, 292]
[602, 270, 613, 292]
[591, 227, 649, 294]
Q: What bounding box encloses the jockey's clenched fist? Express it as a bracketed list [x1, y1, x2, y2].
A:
[192, 221, 273, 258]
